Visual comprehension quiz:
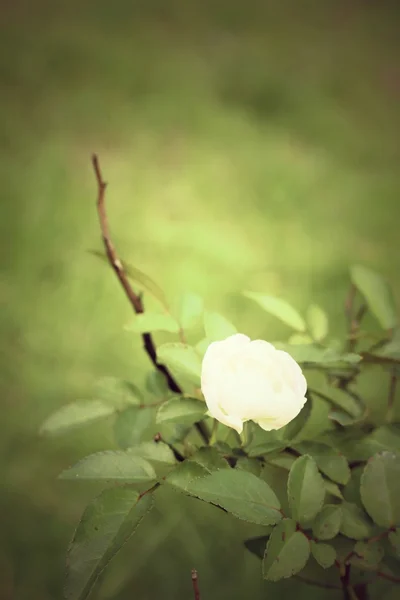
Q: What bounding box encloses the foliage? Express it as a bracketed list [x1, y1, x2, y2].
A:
[41, 256, 400, 599]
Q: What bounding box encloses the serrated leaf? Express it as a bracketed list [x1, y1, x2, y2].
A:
[65, 487, 152, 600]
[350, 265, 397, 330]
[340, 502, 373, 540]
[191, 447, 230, 471]
[263, 519, 310, 580]
[177, 292, 204, 330]
[287, 455, 325, 525]
[360, 451, 400, 528]
[203, 311, 237, 341]
[352, 541, 384, 568]
[307, 304, 329, 342]
[324, 480, 344, 500]
[126, 441, 176, 465]
[40, 401, 115, 436]
[59, 451, 156, 482]
[114, 406, 155, 448]
[235, 457, 262, 477]
[125, 312, 179, 334]
[156, 397, 206, 426]
[164, 460, 210, 491]
[244, 535, 271, 559]
[243, 292, 306, 332]
[311, 541, 336, 568]
[294, 442, 350, 485]
[93, 377, 142, 409]
[312, 505, 342, 540]
[157, 343, 202, 384]
[175, 469, 282, 526]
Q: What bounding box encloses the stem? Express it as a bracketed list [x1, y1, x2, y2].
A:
[386, 368, 397, 422]
[91, 154, 209, 444]
[191, 569, 200, 600]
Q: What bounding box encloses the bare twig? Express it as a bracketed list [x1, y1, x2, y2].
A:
[386, 368, 397, 422]
[191, 569, 200, 600]
[91, 154, 209, 444]
[376, 570, 400, 584]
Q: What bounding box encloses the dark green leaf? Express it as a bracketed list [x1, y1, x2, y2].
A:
[59, 451, 156, 483]
[360, 451, 400, 528]
[176, 469, 282, 526]
[190, 447, 230, 472]
[294, 442, 350, 485]
[351, 541, 384, 568]
[243, 292, 306, 331]
[126, 441, 176, 465]
[203, 311, 237, 341]
[280, 399, 312, 442]
[235, 457, 262, 477]
[350, 265, 397, 330]
[310, 541, 336, 569]
[388, 528, 400, 557]
[306, 304, 329, 342]
[164, 460, 210, 492]
[114, 406, 154, 448]
[125, 312, 179, 334]
[244, 535, 271, 560]
[40, 401, 115, 436]
[312, 505, 342, 540]
[340, 502, 373, 540]
[287, 455, 325, 525]
[263, 519, 310, 580]
[65, 487, 153, 600]
[156, 397, 206, 426]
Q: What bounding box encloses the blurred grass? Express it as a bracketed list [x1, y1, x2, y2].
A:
[1, 0, 400, 598]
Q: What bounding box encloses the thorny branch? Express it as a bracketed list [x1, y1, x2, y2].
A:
[91, 154, 209, 444]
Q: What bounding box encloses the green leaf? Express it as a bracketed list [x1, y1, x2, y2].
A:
[157, 343, 202, 384]
[94, 377, 142, 409]
[360, 451, 400, 528]
[280, 399, 312, 442]
[287, 455, 325, 525]
[65, 487, 153, 600]
[145, 370, 169, 397]
[40, 401, 115, 436]
[274, 343, 361, 367]
[350, 265, 397, 330]
[126, 441, 176, 465]
[324, 480, 344, 500]
[190, 447, 230, 471]
[125, 312, 179, 334]
[312, 505, 342, 540]
[114, 406, 155, 448]
[156, 397, 206, 426]
[235, 457, 262, 477]
[340, 502, 373, 540]
[176, 469, 282, 526]
[59, 451, 156, 483]
[288, 333, 314, 345]
[388, 528, 400, 557]
[177, 292, 204, 330]
[90, 250, 168, 310]
[203, 311, 237, 341]
[195, 337, 211, 358]
[244, 535, 271, 560]
[243, 292, 306, 332]
[306, 304, 329, 342]
[294, 442, 351, 485]
[246, 427, 287, 457]
[310, 541, 336, 569]
[263, 519, 310, 581]
[351, 541, 384, 568]
[165, 460, 210, 492]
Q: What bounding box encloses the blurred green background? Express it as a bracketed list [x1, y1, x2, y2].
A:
[1, 0, 400, 598]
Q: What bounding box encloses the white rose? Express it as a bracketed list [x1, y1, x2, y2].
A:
[201, 333, 307, 434]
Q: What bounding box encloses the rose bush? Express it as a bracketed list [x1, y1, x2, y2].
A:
[201, 333, 308, 434]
